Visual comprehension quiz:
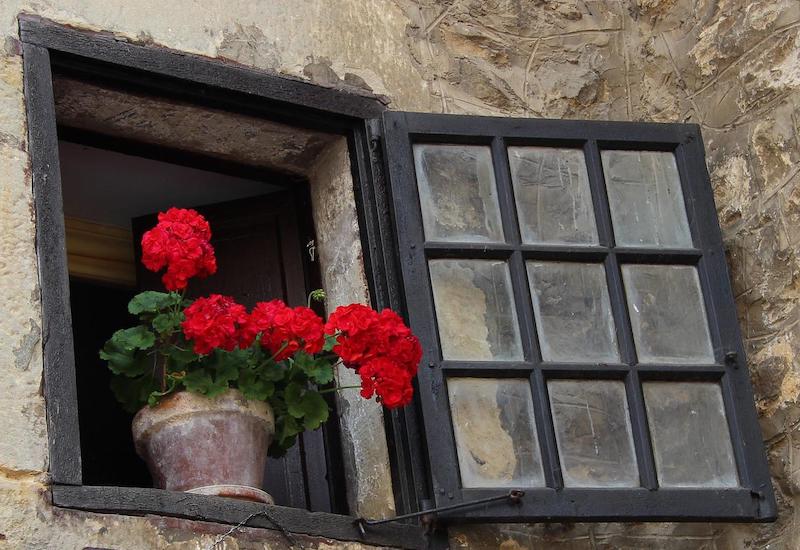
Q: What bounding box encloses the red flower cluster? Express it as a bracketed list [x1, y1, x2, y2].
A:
[182, 294, 248, 355]
[240, 300, 324, 361]
[141, 208, 217, 291]
[325, 304, 421, 408]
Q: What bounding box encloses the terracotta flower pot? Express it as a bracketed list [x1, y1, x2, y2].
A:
[132, 389, 275, 503]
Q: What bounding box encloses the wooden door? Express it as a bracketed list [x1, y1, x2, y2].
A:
[132, 191, 339, 512]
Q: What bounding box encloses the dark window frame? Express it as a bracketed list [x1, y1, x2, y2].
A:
[380, 111, 777, 522]
[21, 15, 427, 548]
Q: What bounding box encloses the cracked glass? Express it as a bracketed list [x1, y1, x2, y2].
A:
[528, 261, 619, 363]
[448, 377, 545, 488]
[622, 264, 714, 364]
[644, 382, 738, 487]
[549, 380, 639, 488]
[508, 146, 598, 245]
[413, 144, 504, 243]
[429, 259, 523, 361]
[602, 150, 692, 248]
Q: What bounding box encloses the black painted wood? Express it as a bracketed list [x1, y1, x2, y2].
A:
[18, 15, 385, 132]
[23, 42, 82, 486]
[380, 110, 778, 521]
[51, 485, 427, 549]
[352, 119, 434, 518]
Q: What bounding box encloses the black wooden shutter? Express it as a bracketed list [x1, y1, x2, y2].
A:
[378, 111, 776, 521]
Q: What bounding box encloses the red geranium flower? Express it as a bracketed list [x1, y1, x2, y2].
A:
[141, 208, 217, 291]
[324, 304, 381, 366]
[241, 300, 324, 361]
[358, 357, 414, 409]
[182, 294, 248, 355]
[325, 304, 421, 371]
[325, 303, 421, 407]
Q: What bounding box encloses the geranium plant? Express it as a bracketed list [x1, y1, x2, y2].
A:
[101, 208, 421, 456]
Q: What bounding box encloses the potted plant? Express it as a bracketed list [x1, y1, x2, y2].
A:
[100, 208, 421, 503]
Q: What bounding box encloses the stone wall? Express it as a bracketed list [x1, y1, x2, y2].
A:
[0, 0, 798, 548]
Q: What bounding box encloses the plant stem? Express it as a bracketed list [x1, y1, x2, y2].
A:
[318, 385, 362, 394]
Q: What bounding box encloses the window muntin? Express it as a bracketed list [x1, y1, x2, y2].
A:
[383, 113, 776, 521]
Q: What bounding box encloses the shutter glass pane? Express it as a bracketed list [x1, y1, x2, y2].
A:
[527, 262, 619, 363]
[448, 378, 545, 488]
[413, 144, 504, 243]
[429, 259, 523, 361]
[508, 146, 598, 245]
[644, 382, 738, 487]
[548, 380, 639, 487]
[622, 264, 714, 364]
[602, 150, 692, 248]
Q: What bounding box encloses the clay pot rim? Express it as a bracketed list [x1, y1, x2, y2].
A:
[132, 388, 274, 444]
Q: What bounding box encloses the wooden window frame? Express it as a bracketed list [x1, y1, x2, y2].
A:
[379, 111, 778, 522]
[21, 15, 426, 548]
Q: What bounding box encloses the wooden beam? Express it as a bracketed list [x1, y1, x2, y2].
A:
[23, 42, 83, 485]
[52, 485, 428, 549]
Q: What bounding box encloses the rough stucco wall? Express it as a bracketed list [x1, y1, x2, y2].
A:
[391, 1, 800, 548]
[0, 0, 798, 548]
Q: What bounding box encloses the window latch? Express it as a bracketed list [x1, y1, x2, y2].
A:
[306, 239, 316, 262]
[355, 489, 524, 535]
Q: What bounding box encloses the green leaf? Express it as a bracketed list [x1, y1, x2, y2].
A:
[270, 415, 302, 457]
[323, 333, 338, 353]
[285, 382, 330, 430]
[294, 353, 334, 385]
[128, 291, 181, 315]
[259, 361, 287, 382]
[182, 351, 240, 398]
[238, 368, 275, 401]
[299, 391, 329, 430]
[109, 326, 156, 352]
[166, 345, 198, 369]
[100, 328, 153, 377]
[110, 374, 159, 413]
[100, 344, 138, 375]
[285, 382, 305, 418]
[182, 368, 221, 395]
[152, 311, 183, 334]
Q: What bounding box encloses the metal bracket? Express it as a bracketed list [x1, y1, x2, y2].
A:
[306, 239, 316, 262]
[355, 490, 524, 536]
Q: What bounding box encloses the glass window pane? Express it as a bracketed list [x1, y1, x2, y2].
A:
[602, 150, 692, 248]
[622, 265, 714, 364]
[528, 262, 619, 363]
[508, 146, 598, 245]
[448, 378, 545, 488]
[548, 380, 639, 487]
[413, 144, 504, 243]
[644, 382, 738, 487]
[430, 259, 523, 361]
